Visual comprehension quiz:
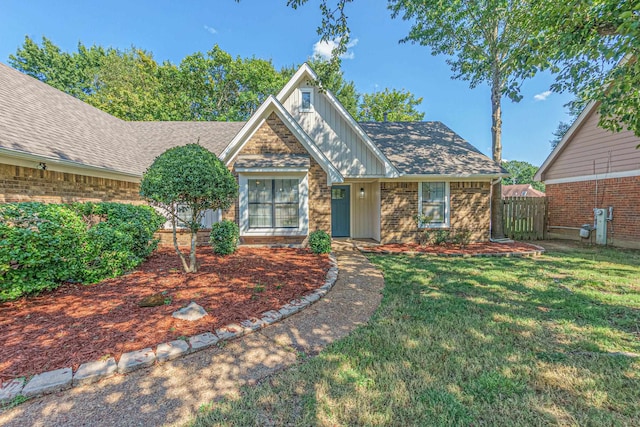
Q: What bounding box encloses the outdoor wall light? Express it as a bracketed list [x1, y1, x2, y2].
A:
[359, 187, 365, 199]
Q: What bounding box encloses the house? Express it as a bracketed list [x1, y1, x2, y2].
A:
[501, 184, 545, 198]
[0, 62, 506, 245]
[535, 101, 640, 249]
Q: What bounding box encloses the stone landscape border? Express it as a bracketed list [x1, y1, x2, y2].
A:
[0, 254, 339, 405]
[358, 243, 546, 257]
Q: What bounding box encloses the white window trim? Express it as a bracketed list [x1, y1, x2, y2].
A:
[300, 88, 313, 113]
[239, 173, 309, 236]
[418, 182, 450, 229]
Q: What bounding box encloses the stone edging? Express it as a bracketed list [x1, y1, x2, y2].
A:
[0, 253, 339, 404]
[358, 243, 546, 258]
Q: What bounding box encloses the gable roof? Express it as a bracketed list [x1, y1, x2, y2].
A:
[502, 184, 545, 198]
[533, 101, 596, 182]
[277, 63, 399, 177]
[219, 95, 343, 184]
[360, 121, 506, 177]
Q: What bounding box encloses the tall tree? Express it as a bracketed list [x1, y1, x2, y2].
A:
[501, 160, 545, 191]
[526, 0, 640, 135]
[550, 121, 572, 150]
[388, 0, 534, 238]
[357, 88, 424, 121]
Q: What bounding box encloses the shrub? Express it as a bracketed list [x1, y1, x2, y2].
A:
[0, 203, 86, 301]
[452, 228, 472, 248]
[70, 202, 165, 282]
[309, 230, 331, 254]
[0, 202, 165, 301]
[432, 229, 451, 245]
[209, 220, 239, 255]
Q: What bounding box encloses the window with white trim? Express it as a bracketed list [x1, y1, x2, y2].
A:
[248, 179, 299, 228]
[418, 182, 450, 228]
[300, 89, 313, 112]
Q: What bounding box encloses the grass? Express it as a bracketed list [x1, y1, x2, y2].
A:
[188, 244, 640, 426]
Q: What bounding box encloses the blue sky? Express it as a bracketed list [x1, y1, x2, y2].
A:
[0, 0, 572, 166]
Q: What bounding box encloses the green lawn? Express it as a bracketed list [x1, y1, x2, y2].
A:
[190, 244, 640, 426]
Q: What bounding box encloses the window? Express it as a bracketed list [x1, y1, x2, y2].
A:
[301, 89, 313, 112]
[419, 182, 450, 227]
[248, 179, 299, 228]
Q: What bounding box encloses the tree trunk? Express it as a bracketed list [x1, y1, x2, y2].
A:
[171, 213, 190, 272]
[188, 230, 198, 273]
[490, 63, 505, 239]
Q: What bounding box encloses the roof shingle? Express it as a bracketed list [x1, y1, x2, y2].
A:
[359, 121, 506, 176]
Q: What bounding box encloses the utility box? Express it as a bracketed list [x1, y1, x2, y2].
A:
[594, 208, 607, 245]
[579, 224, 592, 238]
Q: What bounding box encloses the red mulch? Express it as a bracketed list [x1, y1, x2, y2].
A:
[362, 241, 543, 255]
[0, 247, 330, 382]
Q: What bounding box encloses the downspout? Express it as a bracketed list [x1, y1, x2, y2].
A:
[489, 177, 501, 242]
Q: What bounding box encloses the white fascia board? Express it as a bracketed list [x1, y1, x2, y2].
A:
[276, 63, 318, 102]
[534, 101, 597, 181]
[544, 169, 640, 185]
[0, 147, 141, 182]
[276, 63, 399, 178]
[234, 167, 309, 173]
[220, 95, 343, 185]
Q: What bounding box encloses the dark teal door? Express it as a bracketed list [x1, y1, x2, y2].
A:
[331, 185, 350, 237]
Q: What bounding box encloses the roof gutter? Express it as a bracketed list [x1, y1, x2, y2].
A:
[0, 147, 141, 180]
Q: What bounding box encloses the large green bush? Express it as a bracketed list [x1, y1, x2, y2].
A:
[0, 202, 165, 301]
[309, 230, 332, 254]
[70, 202, 165, 282]
[209, 220, 239, 255]
[0, 203, 86, 300]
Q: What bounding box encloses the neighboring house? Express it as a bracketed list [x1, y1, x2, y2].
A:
[0, 62, 506, 244]
[535, 101, 640, 249]
[501, 184, 545, 198]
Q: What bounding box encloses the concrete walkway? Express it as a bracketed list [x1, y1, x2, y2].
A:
[0, 247, 384, 427]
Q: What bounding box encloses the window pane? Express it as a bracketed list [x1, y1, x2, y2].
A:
[274, 179, 298, 203]
[422, 202, 445, 223]
[249, 203, 272, 228]
[301, 91, 311, 110]
[275, 204, 299, 228]
[422, 182, 445, 201]
[331, 188, 345, 199]
[248, 180, 272, 203]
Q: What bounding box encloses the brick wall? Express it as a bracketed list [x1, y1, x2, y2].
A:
[0, 163, 141, 204]
[380, 181, 491, 244]
[546, 176, 640, 248]
[225, 112, 331, 238]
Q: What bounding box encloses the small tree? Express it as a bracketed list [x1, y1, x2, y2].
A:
[140, 144, 238, 272]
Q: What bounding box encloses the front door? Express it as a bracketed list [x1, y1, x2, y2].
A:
[331, 185, 350, 237]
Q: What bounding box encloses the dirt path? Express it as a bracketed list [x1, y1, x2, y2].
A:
[0, 249, 384, 427]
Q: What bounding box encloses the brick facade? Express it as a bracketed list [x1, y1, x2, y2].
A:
[546, 176, 640, 248]
[225, 112, 331, 242]
[0, 163, 141, 204]
[380, 181, 491, 244]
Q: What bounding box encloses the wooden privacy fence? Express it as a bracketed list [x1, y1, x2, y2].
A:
[502, 197, 548, 240]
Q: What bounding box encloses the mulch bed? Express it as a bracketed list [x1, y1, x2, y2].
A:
[0, 247, 330, 383]
[360, 241, 544, 255]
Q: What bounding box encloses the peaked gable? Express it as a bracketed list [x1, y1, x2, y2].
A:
[220, 95, 343, 184]
[277, 64, 398, 178]
[535, 102, 640, 182]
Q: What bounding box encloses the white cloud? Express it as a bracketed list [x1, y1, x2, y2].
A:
[533, 90, 552, 101]
[204, 25, 217, 35]
[312, 38, 359, 60]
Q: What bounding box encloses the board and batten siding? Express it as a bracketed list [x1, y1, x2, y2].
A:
[544, 109, 640, 181]
[351, 181, 381, 240]
[282, 85, 385, 177]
